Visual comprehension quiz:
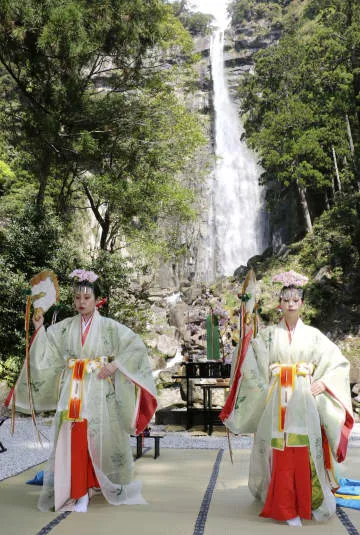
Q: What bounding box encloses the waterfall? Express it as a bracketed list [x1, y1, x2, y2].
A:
[193, 1, 268, 282]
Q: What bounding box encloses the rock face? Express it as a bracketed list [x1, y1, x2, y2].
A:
[155, 18, 283, 292]
[149, 276, 360, 422]
[155, 334, 180, 357]
[147, 275, 244, 411]
[224, 22, 282, 96]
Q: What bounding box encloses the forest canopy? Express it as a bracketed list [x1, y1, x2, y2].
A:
[226, 0, 360, 336]
[229, 0, 359, 236]
[0, 0, 207, 376]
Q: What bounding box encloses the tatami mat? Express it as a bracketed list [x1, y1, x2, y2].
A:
[206, 448, 360, 534]
[0, 447, 359, 535]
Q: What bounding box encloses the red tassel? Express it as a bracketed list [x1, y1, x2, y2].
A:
[68, 399, 82, 420]
[4, 387, 14, 408]
[96, 297, 107, 309]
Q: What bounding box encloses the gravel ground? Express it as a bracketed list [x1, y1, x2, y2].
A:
[0, 416, 53, 481]
[1, 416, 359, 482]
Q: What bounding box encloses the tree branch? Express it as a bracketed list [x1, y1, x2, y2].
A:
[82, 182, 105, 228]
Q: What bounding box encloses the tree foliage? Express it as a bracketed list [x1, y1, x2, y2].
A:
[0, 0, 206, 370]
[0, 0, 204, 250]
[234, 0, 360, 237]
[228, 0, 286, 25]
[166, 1, 214, 35]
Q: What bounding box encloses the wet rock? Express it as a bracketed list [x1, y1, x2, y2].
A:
[156, 384, 185, 410]
[190, 329, 207, 348]
[182, 284, 203, 304]
[233, 265, 248, 279]
[314, 266, 332, 282]
[157, 367, 181, 388]
[149, 353, 167, 371]
[156, 334, 180, 357]
[168, 301, 191, 342]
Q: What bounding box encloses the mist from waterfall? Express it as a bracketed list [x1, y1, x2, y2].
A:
[193, 1, 268, 282]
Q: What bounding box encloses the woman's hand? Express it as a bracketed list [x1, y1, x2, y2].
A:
[311, 380, 326, 397]
[32, 313, 44, 331]
[97, 361, 117, 380]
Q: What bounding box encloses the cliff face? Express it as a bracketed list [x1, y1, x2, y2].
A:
[224, 22, 303, 251]
[145, 19, 360, 418]
[224, 21, 282, 94]
[155, 20, 282, 292]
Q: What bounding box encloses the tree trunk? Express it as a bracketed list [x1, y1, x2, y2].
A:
[324, 191, 330, 210]
[345, 114, 355, 155]
[331, 146, 342, 192]
[82, 183, 111, 250]
[36, 151, 51, 208]
[175, 0, 187, 16]
[100, 207, 111, 251]
[296, 180, 313, 233]
[345, 114, 360, 191]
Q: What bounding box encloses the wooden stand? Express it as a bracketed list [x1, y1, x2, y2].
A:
[172, 362, 231, 430]
[131, 433, 165, 459]
[195, 383, 229, 435]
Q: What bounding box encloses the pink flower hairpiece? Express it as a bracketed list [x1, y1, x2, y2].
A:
[69, 269, 99, 283]
[272, 270, 308, 287]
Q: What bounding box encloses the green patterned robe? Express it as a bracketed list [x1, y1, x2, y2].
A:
[14, 310, 157, 511]
[225, 318, 353, 521]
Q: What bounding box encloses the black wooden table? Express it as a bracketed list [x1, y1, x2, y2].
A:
[131, 433, 165, 459]
[194, 383, 229, 435]
[172, 361, 231, 430]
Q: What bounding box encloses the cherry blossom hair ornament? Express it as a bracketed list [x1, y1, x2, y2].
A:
[272, 270, 308, 287]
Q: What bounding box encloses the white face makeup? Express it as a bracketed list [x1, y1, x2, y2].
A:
[73, 286, 96, 318]
[279, 289, 303, 317]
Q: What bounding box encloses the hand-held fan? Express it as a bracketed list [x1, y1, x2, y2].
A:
[21, 271, 60, 442]
[30, 270, 60, 321]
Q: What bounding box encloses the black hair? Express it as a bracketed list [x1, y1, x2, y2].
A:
[73, 279, 102, 298]
[279, 284, 305, 302]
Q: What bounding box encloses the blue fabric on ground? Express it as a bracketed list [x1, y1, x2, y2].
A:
[335, 478, 360, 510]
[26, 470, 44, 485]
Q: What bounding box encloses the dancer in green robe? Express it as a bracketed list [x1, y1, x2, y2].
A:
[221, 271, 354, 526]
[13, 269, 157, 512]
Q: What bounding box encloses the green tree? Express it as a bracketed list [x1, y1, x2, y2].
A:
[75, 89, 203, 252]
[0, 202, 78, 366]
[167, 1, 214, 35]
[238, 1, 360, 238]
[0, 0, 203, 252]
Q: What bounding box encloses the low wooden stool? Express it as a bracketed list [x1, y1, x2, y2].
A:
[131, 433, 165, 459]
